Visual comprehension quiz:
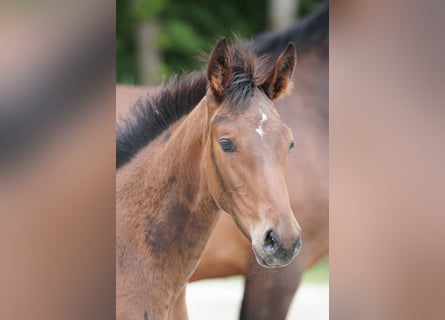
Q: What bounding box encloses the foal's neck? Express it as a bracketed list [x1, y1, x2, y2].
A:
[116, 97, 219, 317]
[152, 96, 215, 212]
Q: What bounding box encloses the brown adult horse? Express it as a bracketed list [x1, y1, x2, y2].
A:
[116, 39, 302, 319]
[190, 4, 329, 320]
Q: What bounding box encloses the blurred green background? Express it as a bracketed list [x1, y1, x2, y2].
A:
[117, 0, 324, 85]
[302, 257, 329, 283]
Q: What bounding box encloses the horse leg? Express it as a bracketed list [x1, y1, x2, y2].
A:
[239, 255, 305, 320]
[169, 288, 188, 320]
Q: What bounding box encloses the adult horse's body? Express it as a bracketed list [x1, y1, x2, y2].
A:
[116, 39, 302, 319]
[190, 4, 328, 320]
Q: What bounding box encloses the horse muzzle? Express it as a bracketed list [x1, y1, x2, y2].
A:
[252, 228, 302, 268]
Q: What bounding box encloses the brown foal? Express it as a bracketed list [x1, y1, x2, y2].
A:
[116, 38, 301, 319]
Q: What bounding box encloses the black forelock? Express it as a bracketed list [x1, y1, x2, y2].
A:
[219, 40, 269, 109]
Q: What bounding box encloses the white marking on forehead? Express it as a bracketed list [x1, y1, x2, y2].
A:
[256, 126, 265, 137]
[260, 111, 267, 122]
[256, 111, 268, 138]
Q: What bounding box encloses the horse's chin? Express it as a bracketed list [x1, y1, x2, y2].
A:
[252, 246, 293, 269]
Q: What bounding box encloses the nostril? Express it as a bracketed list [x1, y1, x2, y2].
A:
[264, 229, 279, 253]
[294, 234, 303, 255]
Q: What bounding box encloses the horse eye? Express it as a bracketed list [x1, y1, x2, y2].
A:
[219, 138, 237, 153]
[289, 141, 295, 153]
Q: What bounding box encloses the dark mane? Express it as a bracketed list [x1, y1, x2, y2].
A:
[252, 1, 328, 58]
[116, 42, 266, 169]
[116, 72, 206, 169]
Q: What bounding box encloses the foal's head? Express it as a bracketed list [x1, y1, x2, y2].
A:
[204, 39, 301, 268]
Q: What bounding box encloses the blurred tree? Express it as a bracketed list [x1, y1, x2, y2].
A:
[117, 0, 137, 84]
[155, 0, 268, 82]
[298, 0, 324, 16]
[116, 0, 324, 84]
[269, 0, 299, 31]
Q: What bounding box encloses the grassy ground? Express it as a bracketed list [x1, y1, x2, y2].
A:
[301, 257, 329, 283]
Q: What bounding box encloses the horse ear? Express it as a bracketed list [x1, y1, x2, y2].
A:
[262, 43, 297, 100]
[207, 38, 232, 102]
